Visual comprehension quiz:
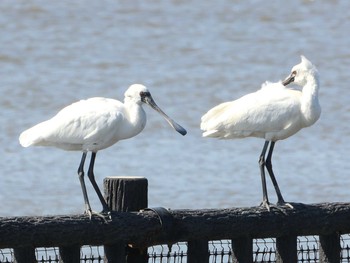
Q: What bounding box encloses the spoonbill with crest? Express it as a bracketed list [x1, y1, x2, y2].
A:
[19, 84, 187, 218]
[200, 56, 321, 210]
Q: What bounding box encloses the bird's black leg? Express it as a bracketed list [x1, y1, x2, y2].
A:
[77, 152, 93, 217]
[265, 142, 293, 208]
[259, 141, 270, 211]
[87, 152, 111, 218]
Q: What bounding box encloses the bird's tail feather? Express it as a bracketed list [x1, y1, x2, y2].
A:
[19, 123, 46, 147]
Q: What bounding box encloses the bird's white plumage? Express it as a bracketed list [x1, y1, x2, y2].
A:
[19, 83, 186, 217]
[19, 84, 149, 152]
[201, 56, 321, 142]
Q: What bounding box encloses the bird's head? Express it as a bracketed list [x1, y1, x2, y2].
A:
[124, 84, 150, 104]
[282, 56, 318, 87]
[124, 84, 187, 136]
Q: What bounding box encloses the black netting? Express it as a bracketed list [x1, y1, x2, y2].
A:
[81, 246, 104, 262]
[36, 247, 59, 262]
[1, 234, 350, 262]
[209, 240, 232, 262]
[0, 249, 12, 263]
[341, 234, 350, 262]
[148, 243, 186, 263]
[298, 236, 319, 262]
[254, 238, 276, 262]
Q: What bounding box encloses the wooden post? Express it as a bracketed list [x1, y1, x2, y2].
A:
[275, 235, 297, 263]
[187, 240, 209, 263]
[232, 236, 253, 263]
[103, 176, 148, 263]
[13, 247, 36, 263]
[59, 245, 80, 263]
[319, 233, 340, 263]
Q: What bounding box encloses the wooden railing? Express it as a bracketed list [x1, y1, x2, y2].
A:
[0, 176, 349, 263]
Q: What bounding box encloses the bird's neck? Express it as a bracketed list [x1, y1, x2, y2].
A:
[301, 73, 321, 126]
[123, 100, 147, 137]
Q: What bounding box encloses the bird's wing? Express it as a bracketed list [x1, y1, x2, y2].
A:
[201, 86, 301, 139]
[20, 98, 125, 150]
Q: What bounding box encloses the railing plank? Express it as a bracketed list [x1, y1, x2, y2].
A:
[104, 243, 126, 263]
[2, 177, 350, 262]
[187, 240, 209, 263]
[232, 236, 253, 263]
[2, 203, 350, 248]
[319, 233, 340, 263]
[126, 247, 148, 263]
[276, 235, 297, 263]
[59, 245, 80, 263]
[13, 247, 35, 263]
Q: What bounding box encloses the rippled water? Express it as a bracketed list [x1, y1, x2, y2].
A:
[1, 0, 349, 217]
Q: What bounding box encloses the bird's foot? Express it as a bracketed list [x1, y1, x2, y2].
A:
[259, 200, 293, 215]
[260, 200, 293, 215]
[276, 200, 294, 209]
[85, 208, 93, 219]
[260, 200, 271, 211]
[101, 209, 112, 220]
[84, 209, 112, 222]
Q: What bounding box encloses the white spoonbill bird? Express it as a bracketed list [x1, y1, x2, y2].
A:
[200, 56, 321, 210]
[19, 84, 187, 218]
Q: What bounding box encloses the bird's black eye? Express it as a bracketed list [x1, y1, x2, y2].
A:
[140, 91, 150, 102]
[140, 91, 150, 97]
[292, 70, 297, 76]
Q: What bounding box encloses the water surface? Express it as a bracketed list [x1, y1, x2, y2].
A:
[0, 0, 349, 216]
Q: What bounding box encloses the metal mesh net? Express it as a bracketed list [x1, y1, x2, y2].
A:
[1, 234, 350, 262]
[253, 238, 276, 262]
[148, 243, 186, 263]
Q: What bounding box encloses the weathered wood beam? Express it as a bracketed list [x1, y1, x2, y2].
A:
[1, 202, 350, 249]
[232, 236, 253, 263]
[103, 176, 148, 263]
[319, 232, 341, 263]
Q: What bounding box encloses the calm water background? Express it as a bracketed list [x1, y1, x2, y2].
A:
[0, 0, 349, 217]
